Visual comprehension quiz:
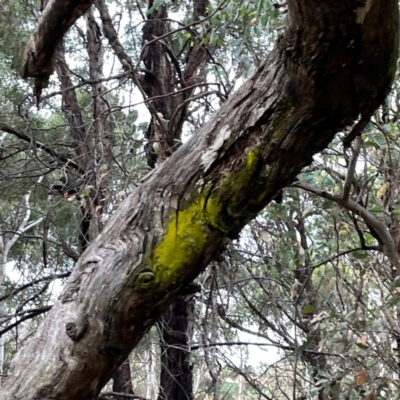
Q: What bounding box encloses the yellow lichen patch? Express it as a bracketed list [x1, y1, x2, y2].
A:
[153, 196, 209, 284]
[245, 148, 259, 169]
[203, 195, 226, 232]
[152, 148, 263, 285]
[217, 148, 261, 208]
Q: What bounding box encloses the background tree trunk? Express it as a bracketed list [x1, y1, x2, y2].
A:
[157, 298, 194, 400]
[112, 360, 134, 397]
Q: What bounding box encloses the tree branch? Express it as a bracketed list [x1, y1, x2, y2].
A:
[98, 392, 147, 400]
[0, 273, 71, 303]
[294, 181, 400, 272]
[342, 135, 362, 201]
[0, 306, 51, 336]
[0, 124, 83, 173]
[191, 341, 345, 358]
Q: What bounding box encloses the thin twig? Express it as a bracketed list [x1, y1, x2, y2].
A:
[0, 124, 83, 173]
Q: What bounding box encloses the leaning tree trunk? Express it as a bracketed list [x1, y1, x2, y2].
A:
[2, 1, 398, 399]
[139, 0, 209, 394]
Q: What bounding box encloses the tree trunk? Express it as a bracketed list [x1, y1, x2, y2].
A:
[139, 0, 208, 394]
[3, 1, 398, 399]
[112, 360, 134, 396]
[157, 298, 194, 400]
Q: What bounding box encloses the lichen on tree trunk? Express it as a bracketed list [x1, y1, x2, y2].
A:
[3, 1, 398, 399]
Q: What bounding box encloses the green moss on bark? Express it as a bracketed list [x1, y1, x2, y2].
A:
[152, 149, 262, 284]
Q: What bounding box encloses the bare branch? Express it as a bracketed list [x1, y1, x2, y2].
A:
[295, 181, 400, 272]
[0, 273, 71, 303]
[98, 392, 148, 400]
[20, 0, 97, 86]
[191, 341, 346, 358]
[0, 306, 51, 336]
[342, 135, 362, 201]
[0, 124, 83, 173]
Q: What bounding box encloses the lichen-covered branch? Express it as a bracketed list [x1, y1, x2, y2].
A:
[4, 1, 398, 399]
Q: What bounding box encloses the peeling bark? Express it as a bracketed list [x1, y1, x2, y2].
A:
[6, 1, 399, 399]
[21, 0, 97, 99]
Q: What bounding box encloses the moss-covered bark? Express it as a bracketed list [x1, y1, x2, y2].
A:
[3, 1, 398, 399]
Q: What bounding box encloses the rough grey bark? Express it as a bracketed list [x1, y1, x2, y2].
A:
[138, 0, 209, 395]
[3, 1, 398, 399]
[20, 0, 96, 99]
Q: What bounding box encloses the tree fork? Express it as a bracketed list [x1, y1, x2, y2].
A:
[5, 1, 399, 399]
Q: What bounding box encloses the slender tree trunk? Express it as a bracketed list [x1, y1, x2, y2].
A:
[157, 298, 194, 400]
[0, 233, 6, 386]
[0, 187, 44, 386]
[112, 360, 134, 396]
[85, 6, 114, 237]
